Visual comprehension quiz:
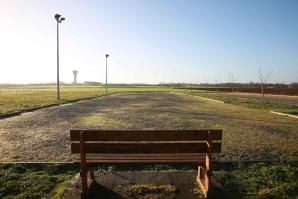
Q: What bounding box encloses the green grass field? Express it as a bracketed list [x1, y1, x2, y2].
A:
[0, 85, 173, 115]
[175, 88, 298, 115]
[2, 85, 297, 116]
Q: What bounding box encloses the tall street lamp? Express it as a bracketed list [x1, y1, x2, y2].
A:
[105, 54, 109, 93]
[54, 14, 65, 100]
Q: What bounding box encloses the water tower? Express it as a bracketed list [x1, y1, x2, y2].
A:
[72, 70, 78, 83]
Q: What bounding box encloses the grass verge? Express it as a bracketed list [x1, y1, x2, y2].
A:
[0, 162, 297, 198]
[0, 164, 78, 199]
[176, 89, 298, 115]
[213, 162, 298, 199]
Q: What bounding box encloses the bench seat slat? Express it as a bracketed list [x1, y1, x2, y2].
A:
[80, 153, 206, 157]
[71, 142, 221, 154]
[70, 130, 222, 141]
[74, 153, 207, 163]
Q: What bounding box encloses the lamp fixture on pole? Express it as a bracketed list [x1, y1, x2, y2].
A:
[54, 14, 65, 100]
[105, 54, 109, 93]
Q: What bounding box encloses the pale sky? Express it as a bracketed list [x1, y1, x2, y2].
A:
[0, 0, 297, 84]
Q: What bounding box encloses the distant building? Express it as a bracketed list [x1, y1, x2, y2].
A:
[84, 81, 102, 86]
[72, 70, 78, 83]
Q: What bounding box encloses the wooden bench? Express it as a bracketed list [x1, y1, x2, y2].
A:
[70, 129, 223, 198]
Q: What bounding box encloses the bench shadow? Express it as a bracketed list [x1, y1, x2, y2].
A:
[210, 186, 241, 199]
[208, 175, 244, 199]
[89, 183, 125, 199]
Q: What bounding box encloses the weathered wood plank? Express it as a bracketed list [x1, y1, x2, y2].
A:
[71, 142, 221, 154]
[70, 130, 223, 141]
[74, 153, 208, 163]
[76, 159, 205, 163]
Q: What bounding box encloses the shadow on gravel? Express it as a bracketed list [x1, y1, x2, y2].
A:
[90, 184, 125, 199]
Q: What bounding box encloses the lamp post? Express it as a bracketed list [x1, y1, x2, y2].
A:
[105, 54, 109, 93]
[54, 14, 65, 100]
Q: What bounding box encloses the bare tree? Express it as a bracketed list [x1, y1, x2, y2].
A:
[204, 77, 208, 94]
[215, 78, 221, 96]
[258, 68, 272, 103]
[227, 74, 236, 95]
[215, 79, 219, 96]
[218, 75, 223, 96]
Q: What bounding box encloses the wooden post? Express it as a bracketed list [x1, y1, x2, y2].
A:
[80, 131, 87, 199]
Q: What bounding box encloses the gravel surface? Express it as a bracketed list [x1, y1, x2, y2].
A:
[0, 92, 297, 162]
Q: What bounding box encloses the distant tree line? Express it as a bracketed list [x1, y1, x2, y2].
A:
[160, 82, 298, 88]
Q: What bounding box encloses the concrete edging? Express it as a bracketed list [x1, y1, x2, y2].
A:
[171, 92, 224, 103]
[270, 111, 298, 119]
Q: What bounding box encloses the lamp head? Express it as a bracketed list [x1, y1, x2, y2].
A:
[54, 14, 61, 21]
[106, 54, 109, 58]
[60, 17, 65, 23]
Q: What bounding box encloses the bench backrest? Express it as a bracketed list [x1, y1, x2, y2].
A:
[70, 130, 222, 154]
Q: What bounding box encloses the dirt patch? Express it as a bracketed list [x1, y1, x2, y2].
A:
[62, 171, 205, 199]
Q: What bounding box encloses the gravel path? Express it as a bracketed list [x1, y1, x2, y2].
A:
[0, 92, 297, 162]
[0, 92, 194, 162]
[0, 93, 121, 162]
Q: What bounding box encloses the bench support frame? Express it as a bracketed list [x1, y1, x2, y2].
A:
[80, 131, 95, 199]
[197, 131, 212, 198]
[72, 130, 220, 199]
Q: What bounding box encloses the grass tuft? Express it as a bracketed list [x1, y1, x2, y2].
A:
[118, 184, 178, 196]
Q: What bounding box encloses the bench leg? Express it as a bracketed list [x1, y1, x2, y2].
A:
[198, 166, 202, 179]
[87, 168, 95, 191]
[80, 166, 88, 199]
[197, 166, 210, 198]
[196, 132, 213, 198]
[204, 167, 211, 195]
[81, 167, 96, 199]
[80, 131, 88, 199]
[89, 168, 95, 181]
